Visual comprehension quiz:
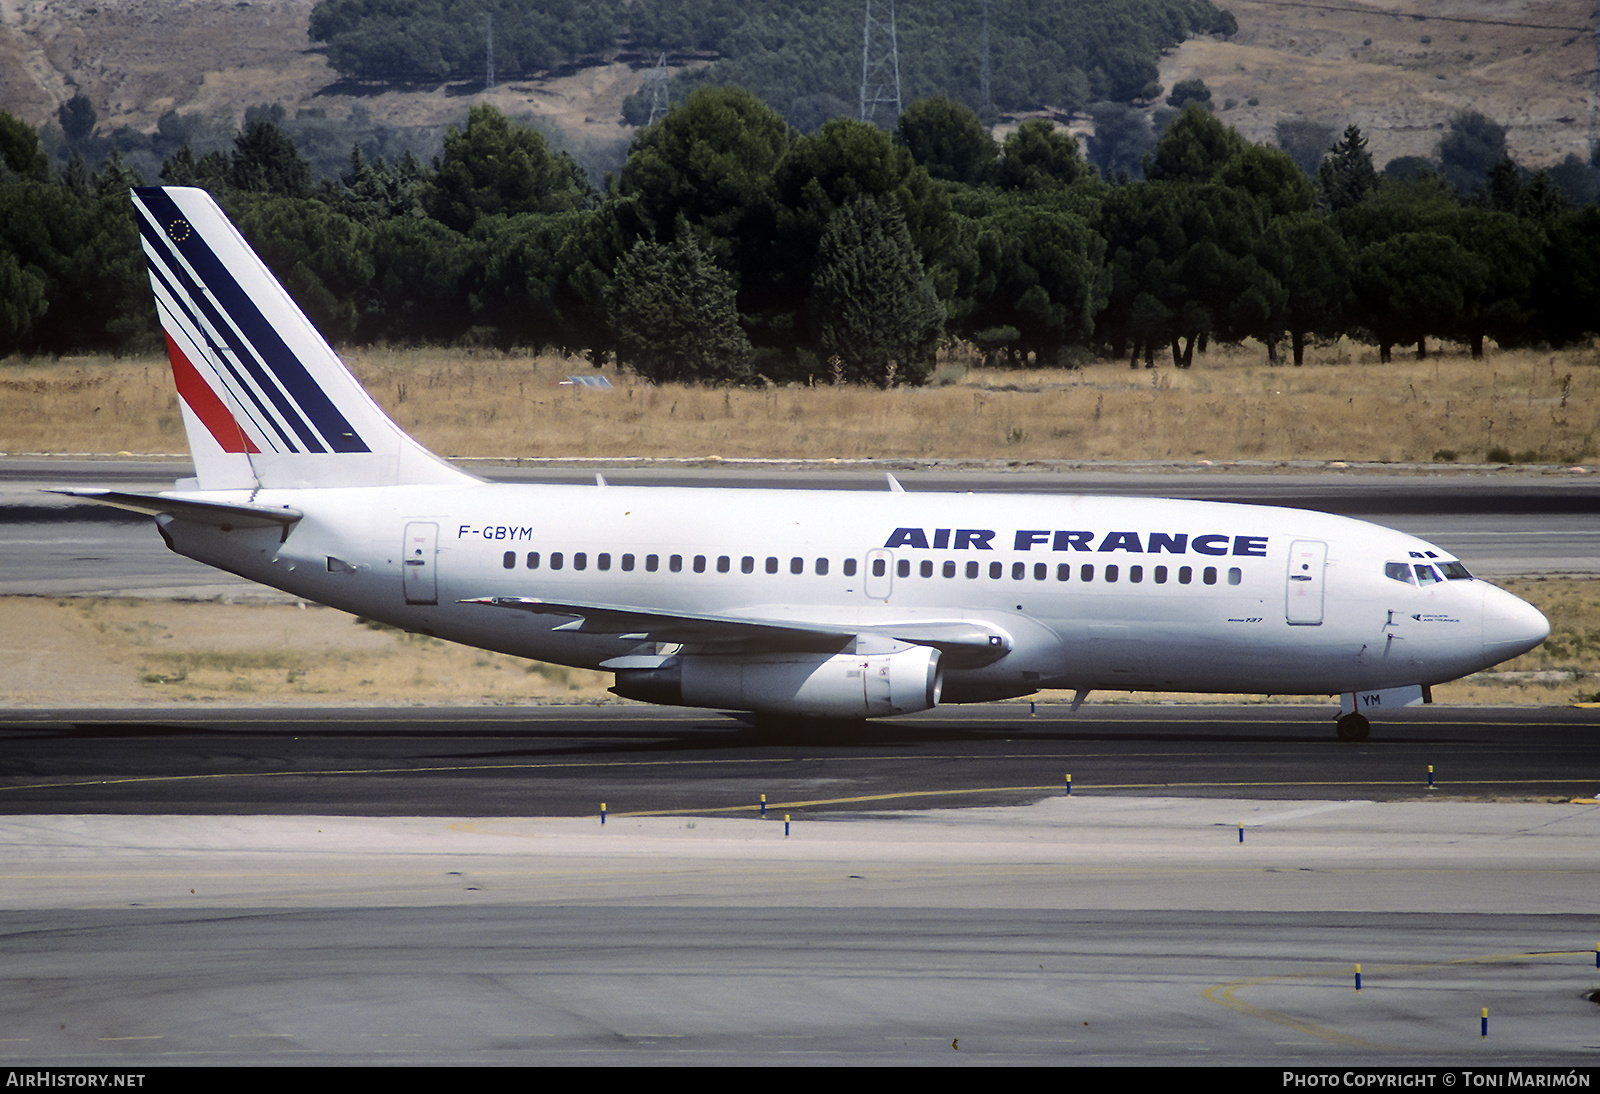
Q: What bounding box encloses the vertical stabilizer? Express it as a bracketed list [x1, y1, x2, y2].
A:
[131, 186, 476, 490]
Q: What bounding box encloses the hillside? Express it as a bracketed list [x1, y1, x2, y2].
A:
[1159, 0, 1596, 167]
[0, 0, 644, 151]
[0, 0, 1594, 167]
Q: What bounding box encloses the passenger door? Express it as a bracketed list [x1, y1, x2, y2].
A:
[402, 521, 439, 605]
[1285, 540, 1326, 625]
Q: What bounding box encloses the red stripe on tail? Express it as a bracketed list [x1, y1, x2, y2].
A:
[164, 331, 259, 454]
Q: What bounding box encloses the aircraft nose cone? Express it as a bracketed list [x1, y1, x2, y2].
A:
[1481, 585, 1550, 665]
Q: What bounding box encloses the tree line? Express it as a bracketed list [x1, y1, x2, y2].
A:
[309, 0, 1235, 126]
[3, 90, 1600, 381]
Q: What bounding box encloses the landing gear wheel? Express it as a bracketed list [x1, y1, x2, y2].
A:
[1335, 712, 1370, 742]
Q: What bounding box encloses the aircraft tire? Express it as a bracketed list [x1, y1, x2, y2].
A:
[1335, 712, 1371, 742]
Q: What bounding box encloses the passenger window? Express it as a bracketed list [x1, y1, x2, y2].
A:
[527, 552, 540, 570]
[1012, 562, 1025, 580]
[844, 559, 858, 577]
[502, 551, 515, 569]
[1105, 564, 1118, 583]
[1034, 563, 1047, 580]
[897, 559, 910, 578]
[669, 554, 682, 573]
[574, 552, 587, 571]
[872, 558, 887, 577]
[966, 561, 979, 579]
[692, 555, 706, 573]
[793, 557, 806, 575]
[766, 557, 779, 574]
[645, 554, 659, 572]
[1228, 567, 1241, 585]
[620, 554, 632, 571]
[1154, 565, 1167, 584]
[989, 562, 1002, 579]
[1178, 566, 1191, 584]
[551, 552, 564, 570]
[742, 556, 754, 574]
[1385, 562, 1414, 584]
[597, 553, 611, 571]
[717, 556, 730, 573]
[1203, 567, 1217, 585]
[921, 560, 933, 578]
[816, 558, 829, 576]
[1414, 564, 1441, 585]
[1056, 563, 1070, 581]
[943, 561, 957, 578]
[1081, 564, 1094, 583]
[1129, 565, 1143, 583]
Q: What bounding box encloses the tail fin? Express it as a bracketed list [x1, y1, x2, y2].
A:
[130, 186, 475, 491]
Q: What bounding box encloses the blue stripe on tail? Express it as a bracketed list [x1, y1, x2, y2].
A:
[133, 187, 369, 454]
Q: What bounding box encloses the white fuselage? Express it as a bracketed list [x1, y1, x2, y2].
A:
[118, 186, 1551, 724]
[154, 480, 1547, 702]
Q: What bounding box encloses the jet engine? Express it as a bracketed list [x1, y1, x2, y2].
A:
[613, 646, 943, 718]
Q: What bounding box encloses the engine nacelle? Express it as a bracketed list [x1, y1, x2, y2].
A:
[613, 646, 943, 718]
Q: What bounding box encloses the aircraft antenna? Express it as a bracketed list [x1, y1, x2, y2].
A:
[859, 0, 902, 127]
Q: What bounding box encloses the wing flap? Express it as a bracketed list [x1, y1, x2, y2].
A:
[461, 596, 851, 649]
[462, 596, 1011, 662]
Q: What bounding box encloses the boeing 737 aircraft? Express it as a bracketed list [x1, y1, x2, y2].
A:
[60, 186, 1550, 740]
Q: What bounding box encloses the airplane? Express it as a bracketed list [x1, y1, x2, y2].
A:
[58, 185, 1550, 741]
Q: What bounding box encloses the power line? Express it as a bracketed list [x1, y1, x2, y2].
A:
[980, 0, 991, 113]
[485, 12, 495, 91]
[860, 0, 902, 127]
[646, 53, 670, 125]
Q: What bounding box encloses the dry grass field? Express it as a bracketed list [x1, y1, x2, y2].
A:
[4, 341, 1598, 466]
[0, 596, 610, 706]
[0, 578, 1593, 708]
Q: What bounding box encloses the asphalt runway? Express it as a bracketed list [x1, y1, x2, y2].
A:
[1, 704, 1597, 816]
[3, 801, 1597, 1065]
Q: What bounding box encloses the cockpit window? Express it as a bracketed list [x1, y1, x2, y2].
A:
[1414, 564, 1441, 585]
[1384, 562, 1414, 584]
[1440, 561, 1473, 580]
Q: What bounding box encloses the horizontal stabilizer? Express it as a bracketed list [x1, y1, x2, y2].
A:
[49, 488, 302, 530]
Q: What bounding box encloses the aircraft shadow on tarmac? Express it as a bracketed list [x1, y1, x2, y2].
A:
[7, 712, 1473, 757]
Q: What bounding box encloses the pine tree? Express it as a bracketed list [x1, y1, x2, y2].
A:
[230, 119, 312, 197]
[810, 196, 944, 386]
[607, 236, 752, 385]
[1316, 125, 1378, 212]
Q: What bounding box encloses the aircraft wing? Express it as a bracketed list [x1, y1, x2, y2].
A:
[461, 595, 1011, 663]
[49, 489, 303, 531]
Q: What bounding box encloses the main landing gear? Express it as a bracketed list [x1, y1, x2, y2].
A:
[1335, 711, 1371, 742]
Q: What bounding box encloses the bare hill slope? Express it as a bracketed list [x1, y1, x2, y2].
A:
[1, 0, 1593, 167]
[1160, 0, 1596, 167]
